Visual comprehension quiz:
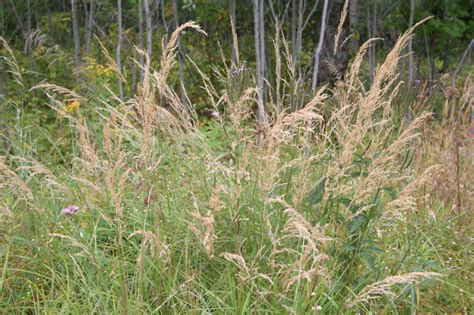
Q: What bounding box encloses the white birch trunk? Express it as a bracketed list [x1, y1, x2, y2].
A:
[369, 1, 376, 85]
[138, 0, 144, 80]
[117, 0, 124, 99]
[143, 0, 152, 58]
[71, 0, 81, 67]
[252, 0, 265, 141]
[311, 0, 328, 92]
[295, 0, 303, 75]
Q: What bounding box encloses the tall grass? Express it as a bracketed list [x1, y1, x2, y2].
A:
[0, 20, 472, 313]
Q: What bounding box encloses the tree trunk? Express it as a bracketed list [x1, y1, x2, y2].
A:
[143, 0, 152, 58]
[258, 0, 265, 89]
[71, 0, 82, 67]
[408, 0, 414, 82]
[252, 0, 265, 142]
[0, 0, 3, 37]
[370, 1, 376, 84]
[295, 0, 303, 76]
[291, 0, 296, 61]
[25, 0, 34, 59]
[85, 0, 95, 56]
[27, 0, 31, 34]
[349, 0, 358, 54]
[173, 0, 186, 107]
[311, 0, 328, 91]
[138, 0, 144, 80]
[117, 0, 124, 99]
[161, 0, 169, 36]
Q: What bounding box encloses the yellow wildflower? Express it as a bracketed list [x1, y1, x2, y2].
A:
[66, 100, 80, 113]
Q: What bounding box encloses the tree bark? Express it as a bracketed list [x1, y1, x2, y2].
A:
[85, 0, 95, 56]
[311, 0, 328, 91]
[27, 0, 31, 34]
[370, 0, 376, 84]
[117, 0, 124, 99]
[0, 0, 3, 37]
[258, 0, 265, 88]
[161, 0, 169, 36]
[349, 0, 358, 54]
[173, 0, 186, 107]
[252, 0, 265, 142]
[408, 0, 414, 82]
[291, 0, 296, 61]
[138, 0, 144, 80]
[367, 3, 374, 84]
[71, 0, 82, 67]
[295, 0, 303, 76]
[143, 0, 152, 58]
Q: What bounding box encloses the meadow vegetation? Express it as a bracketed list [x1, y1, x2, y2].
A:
[0, 11, 473, 315]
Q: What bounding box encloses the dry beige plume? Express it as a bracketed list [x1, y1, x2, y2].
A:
[0, 36, 23, 87]
[31, 82, 83, 102]
[346, 272, 441, 308]
[0, 157, 34, 202]
[220, 252, 273, 284]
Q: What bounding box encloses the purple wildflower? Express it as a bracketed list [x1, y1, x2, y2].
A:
[210, 111, 220, 119]
[60, 205, 80, 216]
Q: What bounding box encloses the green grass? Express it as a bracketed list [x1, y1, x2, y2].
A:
[0, 117, 471, 313]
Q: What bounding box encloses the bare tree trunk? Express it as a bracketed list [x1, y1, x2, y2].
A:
[27, 0, 31, 33]
[367, 3, 374, 84]
[117, 0, 124, 99]
[408, 0, 414, 82]
[291, 0, 297, 61]
[143, 0, 152, 58]
[138, 0, 144, 80]
[25, 0, 33, 56]
[259, 0, 265, 89]
[173, 0, 186, 107]
[161, 0, 169, 37]
[85, 0, 95, 55]
[349, 0, 358, 53]
[295, 0, 303, 76]
[229, 0, 237, 69]
[370, 1, 376, 84]
[252, 0, 265, 142]
[452, 39, 473, 86]
[311, 0, 328, 91]
[34, 1, 39, 30]
[71, 0, 82, 67]
[0, 0, 4, 37]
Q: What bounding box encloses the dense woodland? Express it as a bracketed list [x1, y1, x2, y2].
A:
[0, 0, 473, 313]
[1, 1, 472, 118]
